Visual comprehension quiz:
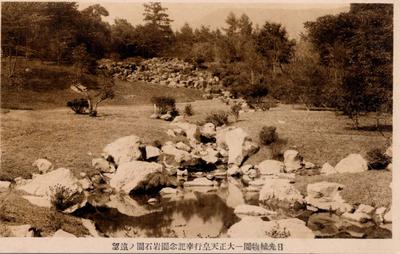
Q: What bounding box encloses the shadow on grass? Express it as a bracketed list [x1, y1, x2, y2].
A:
[344, 124, 392, 132]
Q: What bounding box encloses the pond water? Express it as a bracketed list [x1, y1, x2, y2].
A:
[75, 177, 391, 239]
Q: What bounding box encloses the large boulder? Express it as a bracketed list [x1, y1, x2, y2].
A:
[283, 150, 303, 172]
[161, 143, 192, 163]
[16, 168, 85, 213]
[32, 158, 53, 174]
[216, 127, 259, 166]
[334, 154, 368, 174]
[171, 122, 200, 141]
[259, 179, 304, 206]
[103, 135, 142, 166]
[305, 181, 352, 214]
[110, 161, 163, 193]
[257, 160, 284, 175]
[227, 217, 314, 238]
[320, 162, 337, 175]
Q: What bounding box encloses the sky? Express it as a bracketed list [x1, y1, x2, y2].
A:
[78, 2, 350, 39]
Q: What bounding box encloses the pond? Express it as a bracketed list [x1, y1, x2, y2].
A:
[75, 177, 391, 239]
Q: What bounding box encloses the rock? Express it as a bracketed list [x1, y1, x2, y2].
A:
[0, 181, 11, 192]
[160, 113, 173, 121]
[200, 123, 216, 138]
[171, 116, 185, 123]
[227, 165, 242, 176]
[257, 160, 284, 175]
[171, 122, 200, 141]
[283, 150, 303, 172]
[109, 161, 163, 193]
[234, 204, 276, 217]
[305, 181, 352, 214]
[81, 218, 100, 237]
[387, 163, 392, 171]
[103, 135, 142, 166]
[161, 144, 192, 163]
[160, 187, 177, 195]
[80, 172, 87, 178]
[166, 129, 176, 137]
[78, 178, 92, 190]
[22, 195, 52, 208]
[342, 212, 371, 223]
[32, 158, 53, 174]
[240, 164, 253, 174]
[216, 127, 259, 166]
[335, 154, 368, 174]
[374, 207, 386, 223]
[384, 145, 392, 159]
[106, 194, 159, 217]
[248, 168, 259, 178]
[227, 217, 314, 238]
[249, 179, 266, 187]
[183, 177, 214, 187]
[175, 142, 191, 152]
[304, 162, 315, 169]
[145, 145, 161, 160]
[356, 204, 375, 215]
[150, 113, 159, 119]
[148, 198, 158, 204]
[320, 162, 337, 175]
[201, 147, 220, 164]
[7, 225, 34, 237]
[92, 158, 115, 173]
[53, 229, 77, 238]
[384, 209, 392, 223]
[241, 175, 251, 184]
[16, 168, 85, 212]
[259, 179, 304, 206]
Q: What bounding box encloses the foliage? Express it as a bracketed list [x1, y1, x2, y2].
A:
[230, 103, 241, 121]
[151, 96, 176, 114]
[49, 184, 83, 211]
[367, 148, 390, 170]
[0, 225, 13, 237]
[265, 222, 291, 238]
[67, 98, 90, 114]
[184, 104, 194, 116]
[259, 126, 278, 145]
[204, 111, 229, 127]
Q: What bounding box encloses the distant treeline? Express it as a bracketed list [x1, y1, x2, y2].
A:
[1, 2, 393, 126]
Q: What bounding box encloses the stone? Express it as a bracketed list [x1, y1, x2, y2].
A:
[150, 113, 159, 119]
[81, 218, 100, 237]
[183, 177, 214, 187]
[249, 179, 265, 187]
[160, 187, 177, 195]
[384, 145, 392, 159]
[171, 116, 185, 123]
[335, 154, 368, 174]
[374, 207, 386, 223]
[160, 113, 173, 121]
[171, 122, 200, 141]
[148, 198, 158, 204]
[92, 158, 115, 173]
[109, 161, 163, 193]
[200, 123, 216, 138]
[78, 178, 92, 190]
[32, 158, 53, 174]
[387, 163, 392, 171]
[240, 164, 253, 175]
[283, 150, 303, 172]
[305, 181, 352, 214]
[384, 209, 392, 223]
[342, 212, 371, 223]
[161, 144, 192, 163]
[259, 179, 304, 206]
[8, 225, 34, 237]
[304, 162, 315, 169]
[227, 165, 242, 176]
[216, 127, 259, 166]
[248, 168, 259, 178]
[320, 162, 337, 175]
[175, 142, 191, 152]
[257, 160, 284, 175]
[0, 181, 11, 191]
[145, 145, 161, 160]
[177, 169, 188, 176]
[166, 129, 176, 137]
[201, 147, 219, 164]
[16, 168, 85, 212]
[227, 217, 314, 238]
[103, 135, 142, 166]
[234, 204, 276, 217]
[53, 229, 77, 238]
[356, 204, 375, 215]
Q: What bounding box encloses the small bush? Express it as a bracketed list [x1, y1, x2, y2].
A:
[367, 148, 390, 170]
[67, 98, 89, 114]
[151, 96, 176, 114]
[0, 224, 13, 237]
[50, 184, 83, 211]
[265, 222, 291, 238]
[184, 104, 194, 116]
[230, 103, 241, 121]
[204, 111, 229, 127]
[259, 126, 278, 145]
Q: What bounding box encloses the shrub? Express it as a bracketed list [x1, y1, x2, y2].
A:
[204, 111, 229, 127]
[0, 224, 12, 237]
[151, 96, 176, 114]
[265, 222, 291, 238]
[259, 126, 278, 145]
[49, 184, 84, 211]
[367, 148, 390, 170]
[67, 98, 89, 114]
[230, 103, 241, 121]
[184, 104, 194, 116]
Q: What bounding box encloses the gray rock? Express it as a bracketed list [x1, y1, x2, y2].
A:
[92, 158, 115, 173]
[283, 150, 303, 172]
[32, 158, 53, 174]
[103, 135, 142, 166]
[234, 204, 276, 217]
[145, 145, 161, 160]
[259, 178, 304, 206]
[335, 154, 368, 174]
[257, 160, 284, 175]
[0, 181, 11, 192]
[183, 177, 214, 187]
[320, 162, 337, 175]
[53, 229, 77, 238]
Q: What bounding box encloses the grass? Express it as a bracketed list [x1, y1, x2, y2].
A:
[294, 170, 392, 208]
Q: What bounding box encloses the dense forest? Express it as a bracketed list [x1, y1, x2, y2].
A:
[1, 2, 393, 126]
